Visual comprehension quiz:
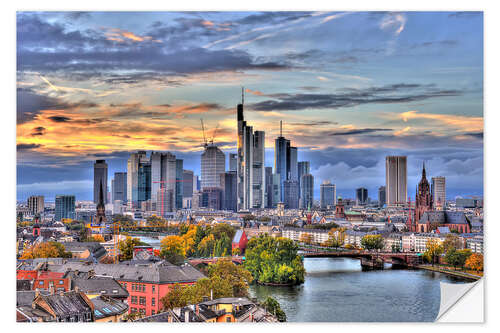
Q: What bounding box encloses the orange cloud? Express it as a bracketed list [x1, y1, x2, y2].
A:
[399, 110, 483, 132]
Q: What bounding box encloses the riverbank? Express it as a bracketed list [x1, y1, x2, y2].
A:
[418, 264, 482, 281]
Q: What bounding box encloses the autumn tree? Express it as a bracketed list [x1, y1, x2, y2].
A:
[118, 237, 143, 261]
[423, 238, 443, 266]
[207, 260, 253, 297]
[361, 235, 384, 251]
[442, 234, 462, 253]
[21, 241, 72, 259]
[465, 253, 483, 272]
[326, 228, 345, 249]
[160, 235, 186, 265]
[299, 232, 314, 244]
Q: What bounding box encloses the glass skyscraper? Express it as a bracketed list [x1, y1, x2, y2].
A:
[93, 160, 108, 204]
[55, 195, 75, 221]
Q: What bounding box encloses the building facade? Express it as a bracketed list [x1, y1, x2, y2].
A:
[431, 176, 446, 209]
[220, 171, 237, 211]
[300, 174, 314, 209]
[356, 187, 368, 205]
[201, 146, 225, 190]
[385, 156, 407, 205]
[93, 160, 108, 204]
[55, 195, 75, 221]
[298, 161, 310, 200]
[283, 180, 299, 209]
[378, 186, 386, 207]
[112, 172, 127, 203]
[27, 195, 44, 215]
[320, 181, 336, 209]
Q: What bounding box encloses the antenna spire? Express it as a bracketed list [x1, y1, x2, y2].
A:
[280, 120, 282, 137]
[241, 86, 244, 105]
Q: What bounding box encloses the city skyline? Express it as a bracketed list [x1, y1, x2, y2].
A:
[17, 11, 483, 201]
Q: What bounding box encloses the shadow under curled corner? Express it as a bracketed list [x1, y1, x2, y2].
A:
[436, 278, 484, 322]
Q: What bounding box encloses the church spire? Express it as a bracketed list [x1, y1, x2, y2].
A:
[422, 161, 426, 179]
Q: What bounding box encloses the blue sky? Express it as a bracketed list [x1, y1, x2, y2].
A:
[16, 11, 483, 201]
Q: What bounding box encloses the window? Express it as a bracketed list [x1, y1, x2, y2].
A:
[131, 296, 137, 304]
[152, 310, 155, 315]
[132, 284, 135, 291]
[152, 298, 155, 306]
[59, 280, 64, 285]
[139, 309, 146, 315]
[142, 284, 146, 292]
[152, 285, 155, 293]
[131, 308, 137, 313]
[226, 317, 232, 322]
[139, 296, 146, 305]
[39, 280, 44, 285]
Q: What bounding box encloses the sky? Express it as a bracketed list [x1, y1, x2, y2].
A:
[16, 11, 483, 202]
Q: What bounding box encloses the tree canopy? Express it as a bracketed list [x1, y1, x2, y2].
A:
[21, 241, 72, 259]
[361, 235, 384, 251]
[118, 236, 144, 261]
[465, 253, 483, 272]
[423, 238, 443, 266]
[244, 235, 305, 285]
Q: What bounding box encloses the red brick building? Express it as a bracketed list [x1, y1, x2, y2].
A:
[16, 269, 70, 292]
[232, 230, 248, 254]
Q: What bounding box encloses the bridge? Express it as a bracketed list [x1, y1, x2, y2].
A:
[188, 256, 244, 266]
[299, 247, 422, 268]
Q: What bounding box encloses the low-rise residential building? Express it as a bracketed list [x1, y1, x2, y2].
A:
[466, 236, 484, 254]
[282, 227, 329, 245]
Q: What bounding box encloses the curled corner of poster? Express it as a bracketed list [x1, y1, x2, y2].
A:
[435, 278, 484, 323]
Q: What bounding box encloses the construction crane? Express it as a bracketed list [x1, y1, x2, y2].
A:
[210, 123, 219, 145]
[200, 118, 207, 148]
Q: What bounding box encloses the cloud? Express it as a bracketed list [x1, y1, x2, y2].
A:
[48, 116, 71, 122]
[17, 143, 42, 150]
[330, 128, 392, 136]
[250, 83, 462, 111]
[398, 110, 482, 132]
[379, 12, 406, 36]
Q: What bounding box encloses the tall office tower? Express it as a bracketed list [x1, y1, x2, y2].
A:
[202, 187, 222, 210]
[127, 151, 147, 208]
[272, 173, 281, 207]
[183, 170, 194, 199]
[252, 130, 265, 208]
[385, 156, 407, 205]
[300, 174, 314, 210]
[356, 187, 368, 205]
[229, 153, 238, 172]
[289, 147, 298, 181]
[320, 180, 336, 209]
[93, 160, 108, 204]
[55, 195, 75, 221]
[112, 172, 127, 203]
[237, 92, 245, 211]
[274, 121, 291, 202]
[201, 145, 225, 189]
[193, 174, 199, 193]
[431, 176, 446, 209]
[378, 186, 386, 207]
[220, 171, 237, 211]
[138, 160, 151, 204]
[265, 167, 273, 208]
[157, 189, 174, 215]
[298, 161, 310, 199]
[151, 152, 176, 204]
[236, 90, 266, 210]
[175, 159, 183, 210]
[27, 195, 44, 215]
[283, 180, 299, 209]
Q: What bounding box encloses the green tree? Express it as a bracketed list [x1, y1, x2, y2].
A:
[244, 235, 304, 285]
[442, 234, 462, 253]
[444, 248, 471, 270]
[361, 235, 384, 251]
[118, 236, 143, 261]
[160, 235, 186, 265]
[262, 296, 287, 322]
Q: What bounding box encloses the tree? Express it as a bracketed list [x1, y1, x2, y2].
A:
[442, 234, 462, 253]
[326, 228, 345, 249]
[445, 248, 472, 270]
[262, 296, 287, 322]
[118, 237, 143, 261]
[160, 283, 189, 309]
[244, 235, 305, 285]
[361, 235, 384, 251]
[160, 235, 186, 265]
[423, 238, 443, 266]
[207, 260, 253, 297]
[20, 241, 72, 259]
[299, 232, 314, 244]
[465, 253, 483, 272]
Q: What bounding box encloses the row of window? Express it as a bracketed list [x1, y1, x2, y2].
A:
[130, 308, 146, 315]
[37, 280, 65, 285]
[120, 282, 156, 294]
[130, 296, 156, 306]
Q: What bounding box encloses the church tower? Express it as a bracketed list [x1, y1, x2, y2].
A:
[415, 162, 433, 229]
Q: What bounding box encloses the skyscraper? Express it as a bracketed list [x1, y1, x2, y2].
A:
[300, 174, 314, 209]
[112, 172, 127, 202]
[265, 167, 273, 208]
[298, 161, 310, 199]
[320, 181, 336, 209]
[183, 170, 194, 199]
[93, 160, 108, 204]
[229, 153, 237, 172]
[356, 187, 368, 205]
[55, 195, 75, 221]
[127, 151, 147, 208]
[431, 176, 446, 209]
[27, 195, 44, 215]
[283, 180, 299, 209]
[175, 159, 183, 210]
[274, 121, 298, 203]
[236, 90, 265, 210]
[220, 171, 237, 211]
[385, 156, 407, 205]
[151, 151, 176, 204]
[272, 173, 281, 207]
[289, 147, 298, 181]
[378, 186, 386, 207]
[201, 145, 225, 189]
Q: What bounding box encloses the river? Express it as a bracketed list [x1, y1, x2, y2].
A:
[249, 257, 472, 322]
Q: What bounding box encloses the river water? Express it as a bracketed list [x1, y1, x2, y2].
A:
[249, 257, 472, 322]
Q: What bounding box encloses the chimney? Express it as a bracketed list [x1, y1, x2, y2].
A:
[184, 310, 190, 323]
